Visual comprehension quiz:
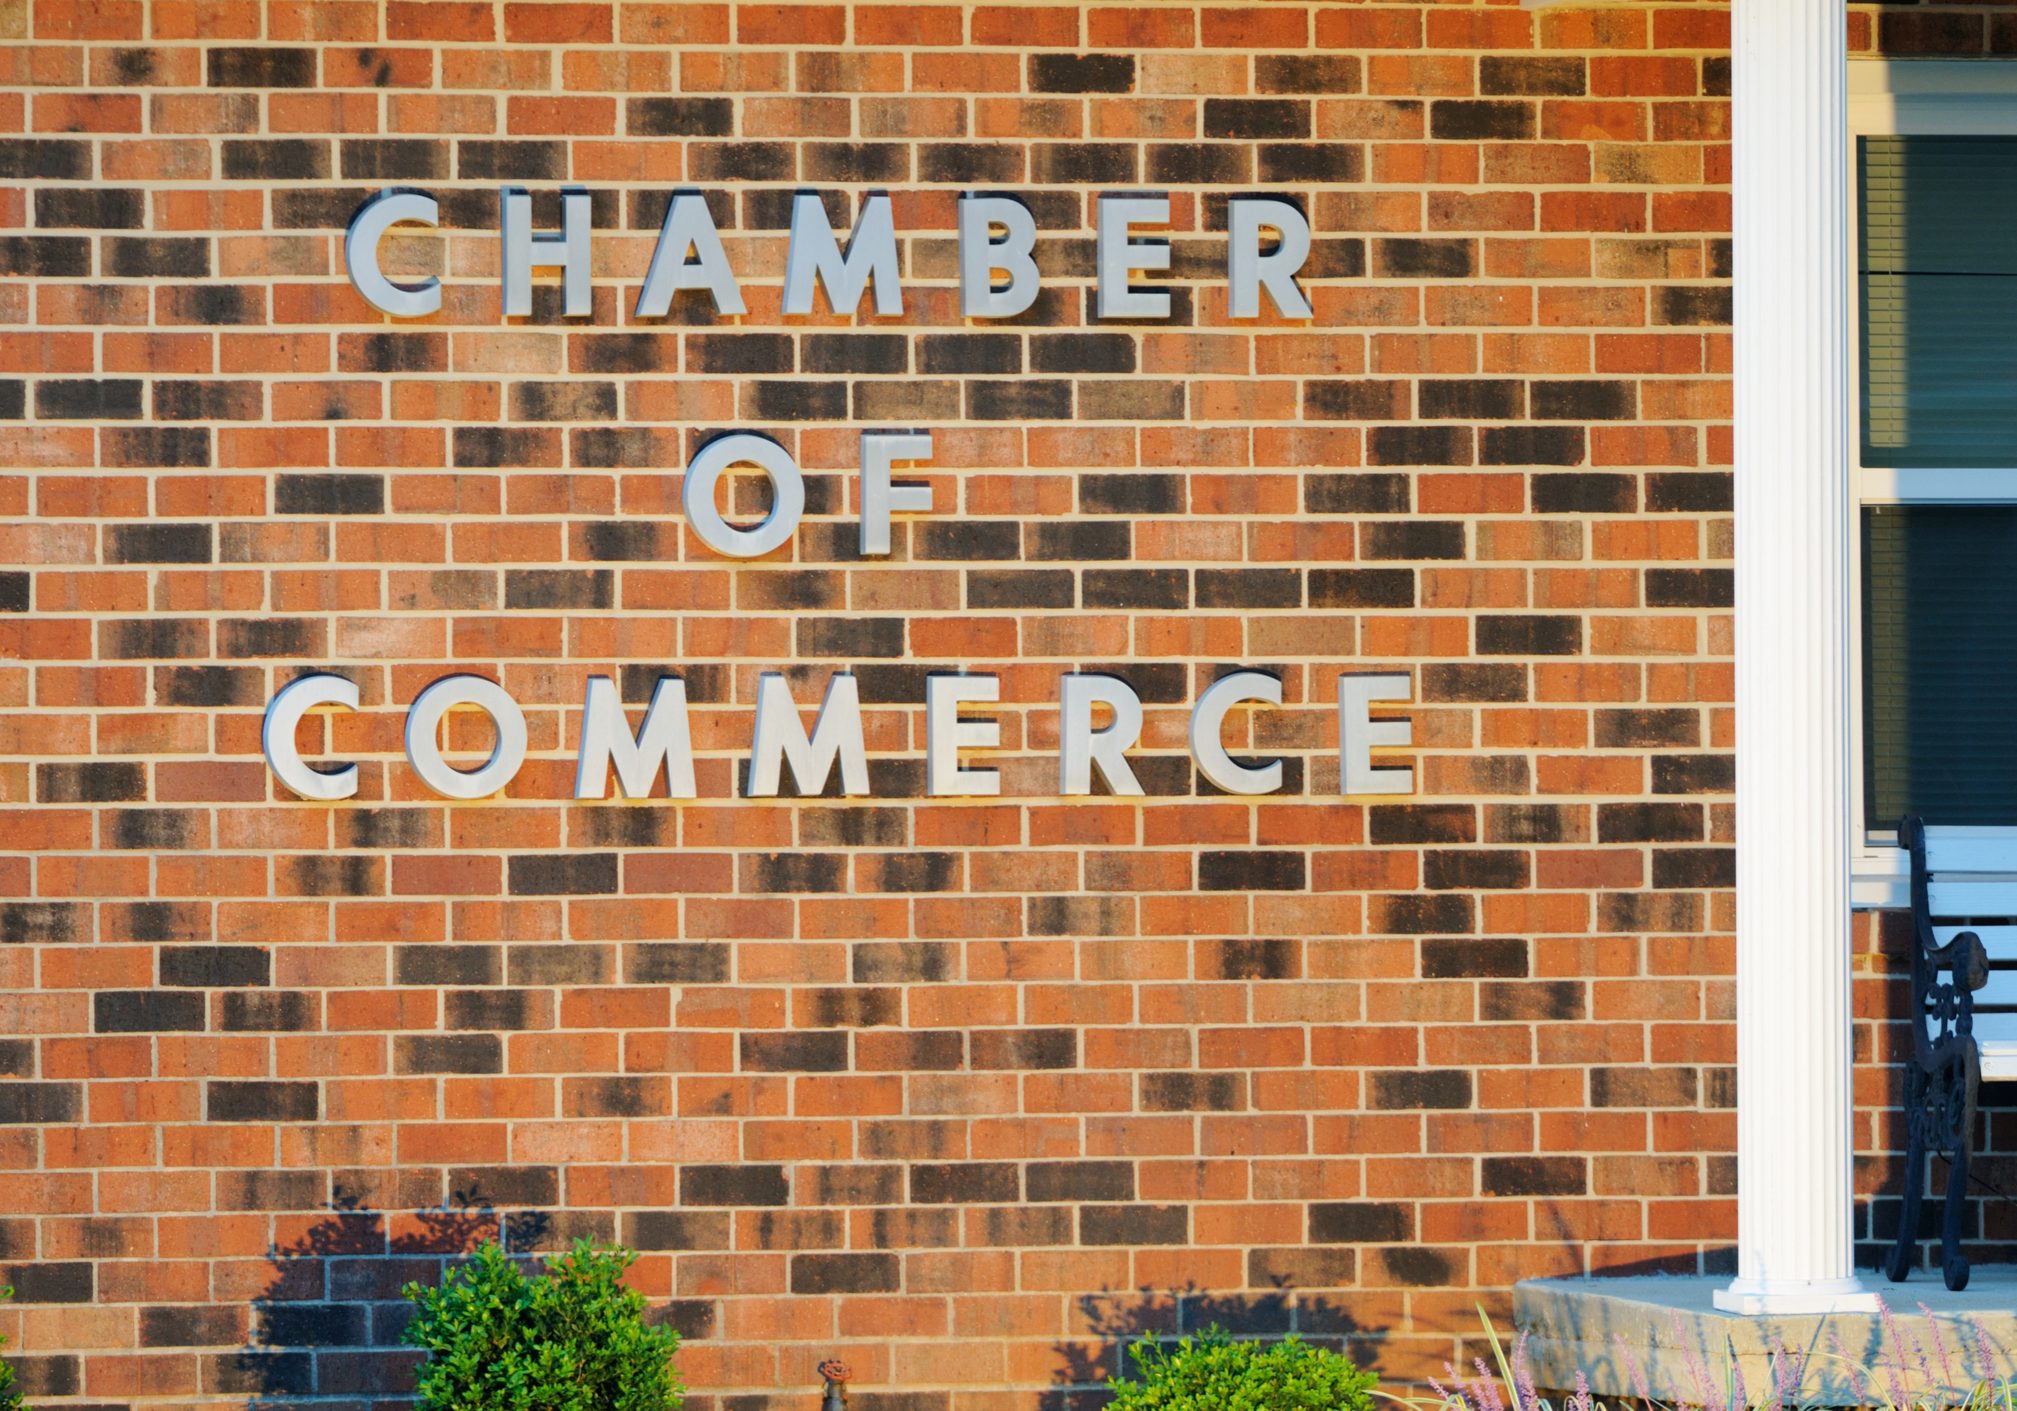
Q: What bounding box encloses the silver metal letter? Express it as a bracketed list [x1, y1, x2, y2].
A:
[1190, 671, 1283, 796]
[405, 675, 528, 800]
[1059, 674, 1144, 797]
[859, 431, 934, 556]
[345, 191, 441, 318]
[927, 674, 1001, 798]
[1228, 198, 1312, 319]
[748, 672, 870, 797]
[575, 675, 696, 800]
[634, 192, 745, 318]
[683, 433, 805, 559]
[783, 192, 903, 317]
[264, 674, 359, 801]
[1096, 194, 1172, 320]
[501, 187, 592, 318]
[1339, 673, 1415, 796]
[958, 195, 1039, 319]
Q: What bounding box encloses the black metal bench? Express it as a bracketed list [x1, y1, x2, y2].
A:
[1884, 816, 1995, 1290]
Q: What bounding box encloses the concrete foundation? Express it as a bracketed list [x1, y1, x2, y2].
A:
[1515, 1270, 2017, 1405]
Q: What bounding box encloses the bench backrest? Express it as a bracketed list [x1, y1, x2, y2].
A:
[1921, 830, 2017, 1043]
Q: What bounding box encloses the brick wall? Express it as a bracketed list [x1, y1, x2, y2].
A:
[0, 0, 1924, 1406]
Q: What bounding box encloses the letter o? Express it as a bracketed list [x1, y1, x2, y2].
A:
[405, 675, 527, 799]
[682, 433, 805, 559]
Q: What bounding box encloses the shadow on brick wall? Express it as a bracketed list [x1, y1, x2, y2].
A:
[1581, 1249, 1737, 1279]
[1045, 1283, 1383, 1411]
[231, 1188, 541, 1406]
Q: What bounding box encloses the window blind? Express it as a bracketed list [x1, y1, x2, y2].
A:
[1863, 505, 2017, 827]
[1861, 135, 2017, 468]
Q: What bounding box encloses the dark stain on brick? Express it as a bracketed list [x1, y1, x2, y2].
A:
[161, 947, 270, 988]
[1483, 1157, 1587, 1197]
[209, 48, 317, 87]
[1030, 54, 1135, 94]
[791, 1253, 899, 1294]
[1477, 615, 1582, 657]
[1200, 850, 1305, 891]
[38, 380, 143, 420]
[740, 1031, 849, 1073]
[1202, 938, 1302, 981]
[1143, 1073, 1244, 1112]
[1430, 99, 1534, 141]
[1653, 755, 1735, 795]
[1370, 1070, 1472, 1110]
[395, 1035, 503, 1075]
[1081, 1205, 1188, 1247]
[508, 853, 619, 896]
[222, 139, 331, 179]
[207, 1081, 319, 1122]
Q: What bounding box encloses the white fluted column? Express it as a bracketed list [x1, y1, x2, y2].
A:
[1716, 0, 1877, 1316]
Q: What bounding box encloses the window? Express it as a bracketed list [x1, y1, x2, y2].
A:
[1861, 504, 2017, 826]
[1860, 137, 2017, 471]
[1852, 65, 2017, 903]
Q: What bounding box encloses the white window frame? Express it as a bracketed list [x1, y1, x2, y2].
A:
[1848, 61, 2017, 908]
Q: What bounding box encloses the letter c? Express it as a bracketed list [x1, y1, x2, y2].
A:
[1190, 670, 1284, 796]
[345, 190, 441, 317]
[264, 674, 360, 801]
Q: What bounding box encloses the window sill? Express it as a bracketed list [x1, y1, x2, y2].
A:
[1852, 849, 1907, 910]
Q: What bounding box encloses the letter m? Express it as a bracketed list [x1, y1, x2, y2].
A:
[782, 192, 903, 316]
[575, 676, 696, 799]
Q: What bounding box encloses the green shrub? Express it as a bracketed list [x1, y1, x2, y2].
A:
[0, 1284, 20, 1411]
[1106, 1327, 1378, 1411]
[402, 1238, 682, 1411]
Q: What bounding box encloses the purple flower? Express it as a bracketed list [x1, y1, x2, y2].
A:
[1919, 1303, 1956, 1394]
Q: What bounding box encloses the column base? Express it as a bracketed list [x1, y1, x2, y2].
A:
[1713, 1276, 1881, 1315]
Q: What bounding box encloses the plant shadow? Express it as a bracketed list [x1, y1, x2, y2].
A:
[228, 1182, 554, 1407]
[1045, 1282, 1384, 1411]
